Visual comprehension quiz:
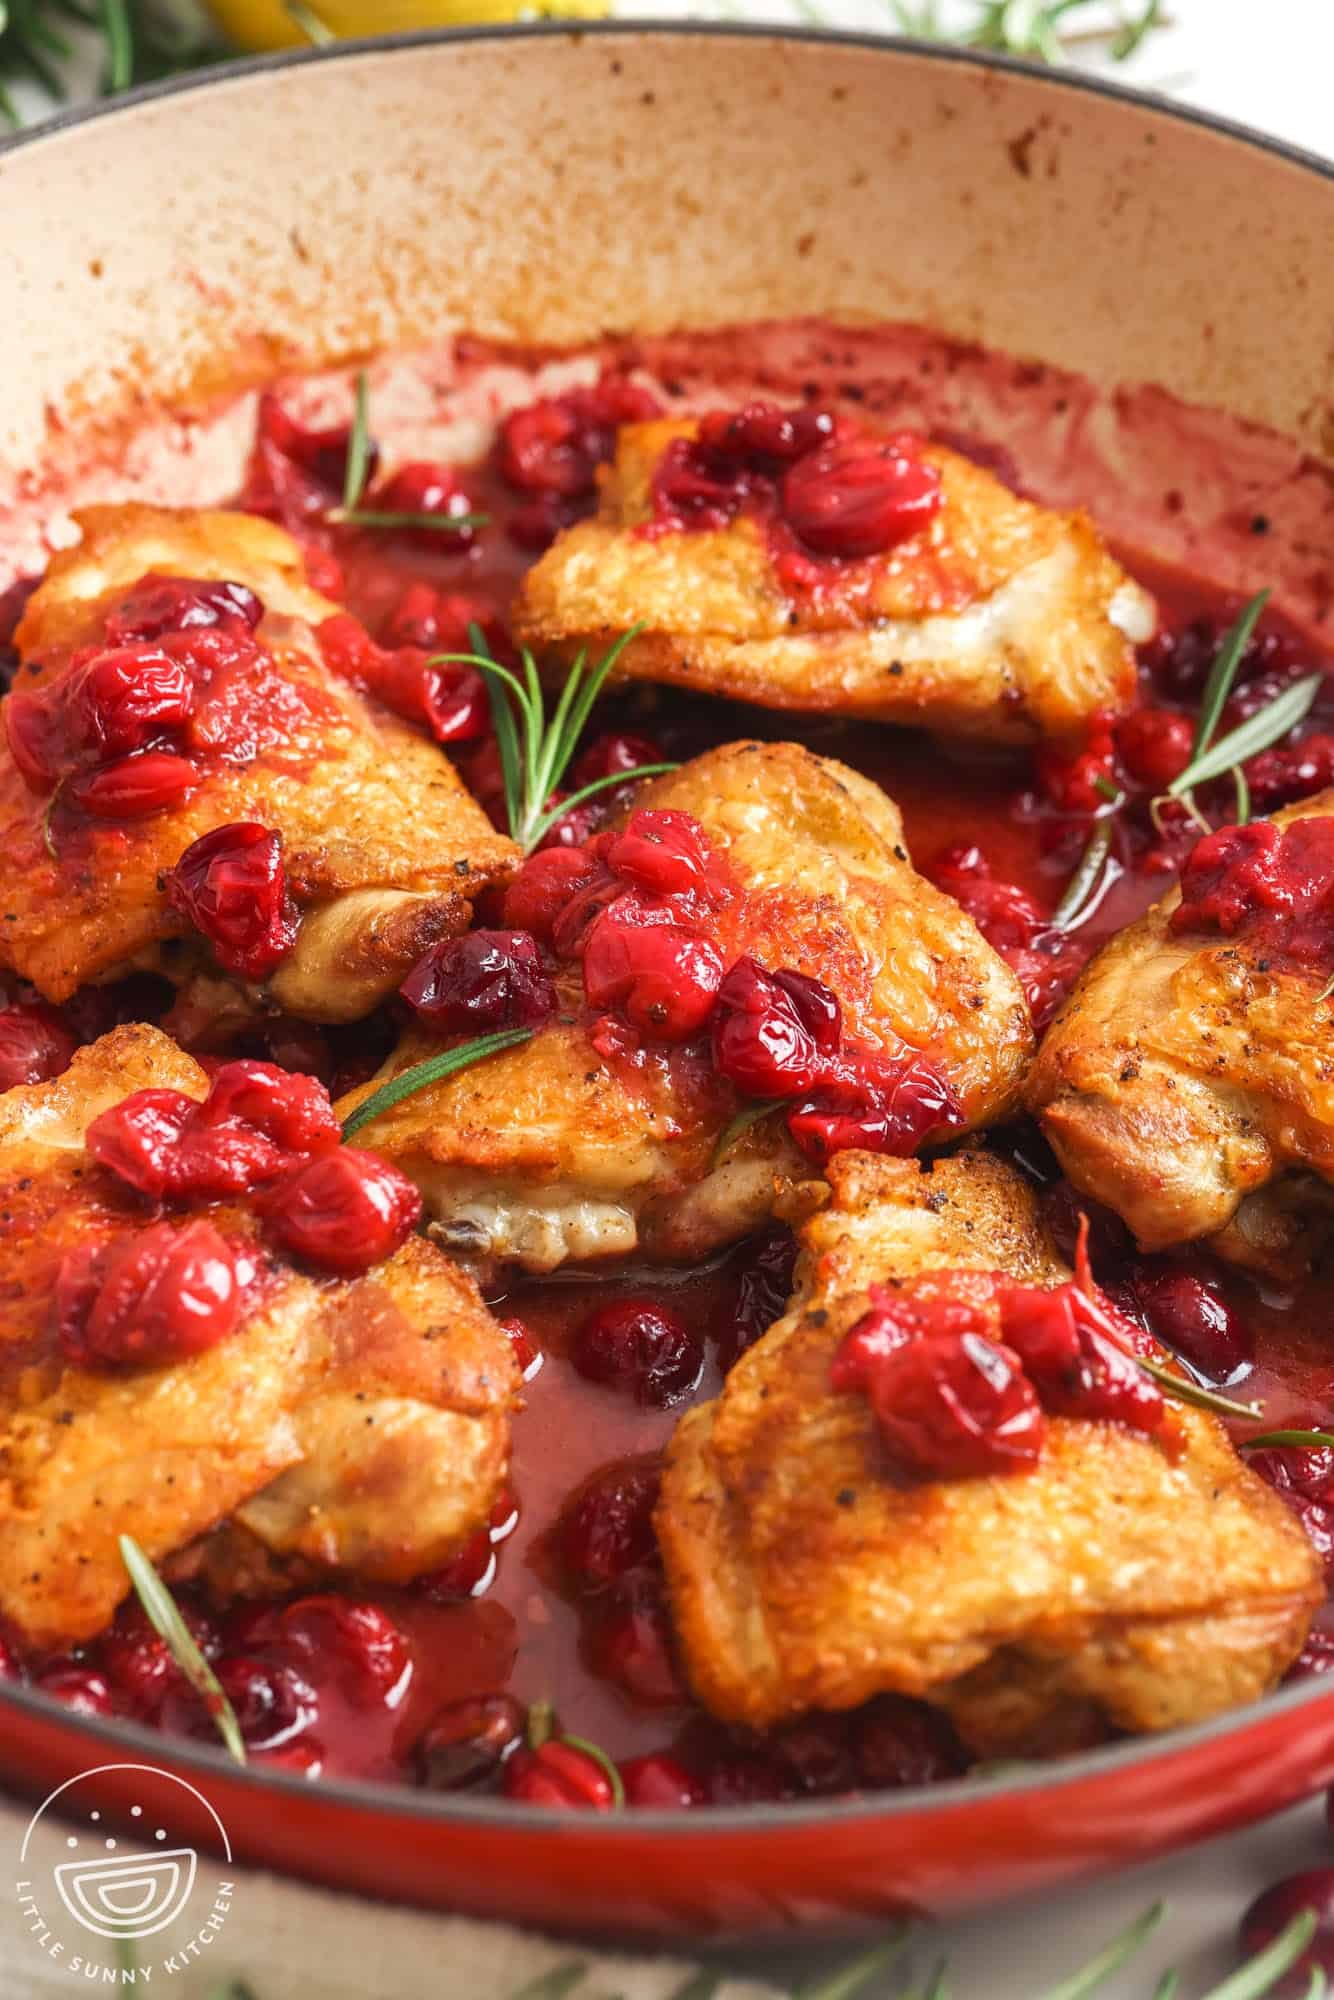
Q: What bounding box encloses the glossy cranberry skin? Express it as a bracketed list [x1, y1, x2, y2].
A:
[255, 394, 375, 505]
[998, 1280, 1165, 1434]
[712, 956, 841, 1098]
[0, 1004, 76, 1090]
[926, 844, 1044, 956]
[65, 749, 199, 819]
[415, 1694, 526, 1791]
[67, 646, 194, 759]
[277, 1597, 410, 1703]
[371, 463, 480, 546]
[503, 1739, 616, 1810]
[572, 1300, 703, 1407]
[56, 1220, 241, 1371]
[501, 846, 603, 944]
[620, 1752, 704, 1808]
[606, 811, 718, 899]
[34, 1664, 115, 1718]
[561, 1461, 661, 1592]
[201, 1059, 341, 1154]
[88, 1087, 287, 1201]
[499, 1314, 542, 1379]
[840, 1326, 1046, 1480]
[571, 730, 665, 789]
[707, 401, 838, 469]
[717, 1225, 798, 1372]
[1239, 1872, 1334, 1989]
[1246, 733, 1334, 812]
[590, 1598, 686, 1706]
[216, 1656, 320, 1751]
[1249, 1448, 1334, 1574]
[497, 378, 661, 499]
[787, 1055, 963, 1165]
[853, 1695, 967, 1789]
[105, 574, 262, 644]
[400, 930, 557, 1034]
[421, 1529, 496, 1601]
[1131, 1264, 1253, 1383]
[782, 438, 942, 558]
[1036, 715, 1119, 817]
[582, 915, 723, 1041]
[264, 1149, 422, 1274]
[1290, 1629, 1334, 1680]
[1115, 707, 1195, 789]
[318, 611, 490, 746]
[99, 1602, 217, 1720]
[167, 822, 297, 981]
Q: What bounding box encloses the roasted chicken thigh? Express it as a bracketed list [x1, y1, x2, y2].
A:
[656, 1150, 1319, 1753]
[512, 415, 1153, 744]
[0, 505, 516, 1021]
[339, 741, 1034, 1272]
[0, 1024, 517, 1651]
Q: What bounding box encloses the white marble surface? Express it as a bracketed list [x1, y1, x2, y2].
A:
[3, 3, 1333, 1995]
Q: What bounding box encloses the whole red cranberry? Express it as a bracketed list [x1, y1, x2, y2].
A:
[56, 1220, 242, 1371]
[105, 574, 262, 644]
[400, 930, 557, 1034]
[34, 1663, 116, 1717]
[167, 823, 297, 981]
[1130, 1264, 1253, 1382]
[0, 1004, 76, 1091]
[925, 844, 1044, 956]
[782, 438, 942, 559]
[420, 1528, 496, 1601]
[501, 846, 604, 944]
[589, 1599, 686, 1706]
[1115, 707, 1195, 789]
[215, 1656, 320, 1751]
[1248, 1447, 1334, 1574]
[497, 378, 661, 499]
[200, 1059, 341, 1154]
[503, 1739, 616, 1809]
[560, 1461, 661, 1591]
[582, 915, 723, 1040]
[838, 1325, 1045, 1481]
[371, 463, 481, 546]
[264, 1148, 422, 1274]
[1290, 1630, 1334, 1680]
[770, 1714, 858, 1797]
[852, 1695, 966, 1789]
[606, 811, 718, 899]
[415, 1694, 526, 1791]
[572, 1300, 702, 1407]
[620, 1752, 704, 1808]
[277, 1597, 410, 1703]
[67, 646, 194, 759]
[65, 749, 199, 819]
[717, 1225, 798, 1371]
[1245, 734, 1334, 812]
[787, 1055, 963, 1165]
[712, 957, 841, 1099]
[571, 731, 665, 789]
[708, 401, 839, 469]
[382, 584, 499, 654]
[99, 1602, 217, 1719]
[1239, 1872, 1334, 1989]
[704, 1751, 791, 1805]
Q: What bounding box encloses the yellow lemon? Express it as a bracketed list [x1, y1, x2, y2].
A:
[206, 0, 609, 55]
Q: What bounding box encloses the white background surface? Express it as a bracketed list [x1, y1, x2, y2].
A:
[3, 2, 1334, 1994]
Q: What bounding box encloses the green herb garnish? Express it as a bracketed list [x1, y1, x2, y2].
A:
[339, 1028, 535, 1140]
[1164, 674, 1322, 807]
[1241, 1429, 1334, 1451]
[508, 1965, 590, 2000]
[558, 1732, 626, 1809]
[793, 1928, 912, 2000]
[1050, 815, 1117, 930]
[0, 0, 225, 127]
[1202, 1910, 1318, 1999]
[326, 507, 490, 535]
[1135, 1356, 1263, 1423]
[886, 0, 1167, 65]
[322, 370, 488, 536]
[119, 1533, 245, 1766]
[1036, 1900, 1164, 1998]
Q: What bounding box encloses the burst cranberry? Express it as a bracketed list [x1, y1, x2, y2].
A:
[711, 957, 841, 1098]
[1173, 817, 1334, 974]
[571, 731, 665, 789]
[590, 1599, 686, 1706]
[421, 1529, 495, 1601]
[503, 1739, 616, 1810]
[787, 1054, 963, 1165]
[317, 612, 489, 745]
[167, 823, 297, 981]
[415, 1694, 526, 1791]
[620, 1753, 704, 1808]
[998, 1279, 1165, 1433]
[88, 1087, 287, 1201]
[216, 1656, 320, 1750]
[1249, 1448, 1334, 1574]
[606, 811, 717, 899]
[277, 1597, 409, 1703]
[925, 844, 1044, 955]
[65, 749, 199, 819]
[252, 393, 376, 506]
[497, 378, 661, 498]
[582, 916, 723, 1040]
[56, 1220, 242, 1371]
[560, 1461, 661, 1591]
[0, 1004, 75, 1090]
[34, 1664, 115, 1718]
[535, 792, 608, 851]
[853, 1695, 967, 1788]
[105, 574, 262, 644]
[1130, 1264, 1252, 1382]
[572, 1301, 702, 1407]
[1239, 1872, 1334, 1989]
[1245, 734, 1334, 811]
[371, 463, 481, 546]
[65, 646, 194, 760]
[836, 1317, 1045, 1481]
[782, 436, 942, 559]
[383, 584, 500, 655]
[4, 689, 64, 789]
[200, 1059, 341, 1154]
[499, 1314, 542, 1379]
[708, 401, 839, 468]
[99, 1603, 216, 1720]
[717, 1225, 798, 1371]
[1036, 715, 1118, 816]
[264, 1149, 422, 1274]
[400, 930, 556, 1034]
[501, 846, 604, 943]
[651, 435, 751, 531]
[1115, 707, 1195, 789]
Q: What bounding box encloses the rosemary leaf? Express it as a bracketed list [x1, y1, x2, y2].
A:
[341, 370, 372, 513]
[1152, 1977, 1179, 2000]
[1233, 764, 1251, 826]
[792, 1928, 912, 2000]
[667, 1974, 723, 2000]
[1137, 1356, 1262, 1422]
[1241, 1429, 1334, 1451]
[326, 507, 489, 535]
[524, 761, 679, 853]
[119, 1534, 245, 1766]
[1189, 591, 1270, 763]
[558, 1732, 625, 1808]
[1200, 1909, 1318, 1998]
[1036, 1900, 1165, 2000]
[710, 1099, 783, 1170]
[526, 1697, 556, 1748]
[1050, 818, 1114, 930]
[507, 1963, 589, 2000]
[1167, 674, 1322, 799]
[340, 1028, 534, 1139]
[1111, 0, 1165, 60]
[98, 0, 133, 94]
[284, 0, 335, 42]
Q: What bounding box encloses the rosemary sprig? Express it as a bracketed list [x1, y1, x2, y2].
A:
[667, 1976, 723, 2000]
[118, 1533, 245, 1766]
[1205, 1910, 1318, 1999]
[326, 507, 490, 535]
[439, 622, 677, 854]
[508, 1966, 590, 2000]
[1136, 1354, 1263, 1423]
[792, 1928, 912, 1999]
[887, 0, 1167, 64]
[1240, 1428, 1334, 1451]
[340, 1027, 534, 1139]
[0, 0, 224, 125]
[1036, 1900, 1164, 1998]
[322, 370, 489, 536]
[1163, 675, 1323, 809]
[1049, 814, 1117, 929]
[340, 370, 372, 514]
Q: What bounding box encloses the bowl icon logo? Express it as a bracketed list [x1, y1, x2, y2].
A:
[54, 1845, 198, 1941]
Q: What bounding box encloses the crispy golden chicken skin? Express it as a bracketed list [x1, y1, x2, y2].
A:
[656, 1151, 1319, 1755]
[0, 1024, 518, 1650]
[512, 421, 1153, 745]
[0, 505, 516, 1019]
[1027, 790, 1334, 1274]
[339, 741, 1034, 1273]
